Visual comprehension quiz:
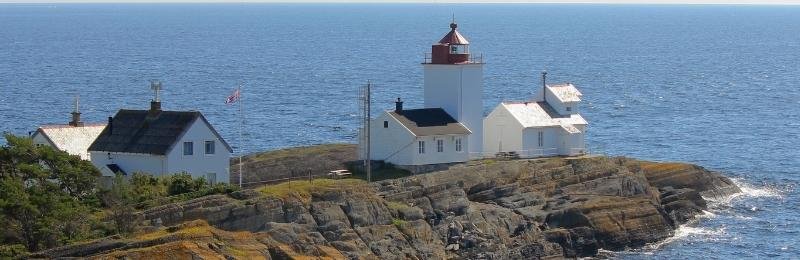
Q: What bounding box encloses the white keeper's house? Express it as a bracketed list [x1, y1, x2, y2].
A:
[32, 99, 105, 161]
[88, 81, 232, 183]
[484, 74, 588, 158]
[367, 99, 472, 172]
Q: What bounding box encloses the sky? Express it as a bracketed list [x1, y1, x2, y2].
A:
[2, 0, 800, 4]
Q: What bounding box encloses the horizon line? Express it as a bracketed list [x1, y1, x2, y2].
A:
[2, 1, 800, 5]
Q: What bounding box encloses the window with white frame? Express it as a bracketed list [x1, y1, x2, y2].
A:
[205, 141, 215, 155]
[538, 131, 544, 147]
[418, 141, 425, 154]
[437, 139, 444, 152]
[455, 138, 462, 152]
[183, 141, 193, 155]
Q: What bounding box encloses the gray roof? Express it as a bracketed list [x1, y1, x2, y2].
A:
[88, 109, 232, 155]
[389, 108, 471, 136]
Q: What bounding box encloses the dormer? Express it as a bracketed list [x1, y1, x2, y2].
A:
[535, 72, 582, 115]
[544, 83, 582, 115]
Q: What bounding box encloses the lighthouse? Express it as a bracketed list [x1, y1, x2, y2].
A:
[423, 21, 484, 157]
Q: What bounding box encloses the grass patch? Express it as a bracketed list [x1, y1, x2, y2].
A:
[349, 167, 412, 182]
[386, 201, 408, 210]
[243, 144, 353, 161]
[346, 162, 413, 182]
[639, 162, 692, 173]
[259, 179, 367, 202]
[391, 218, 407, 227]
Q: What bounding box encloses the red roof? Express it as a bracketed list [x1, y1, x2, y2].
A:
[438, 23, 469, 45]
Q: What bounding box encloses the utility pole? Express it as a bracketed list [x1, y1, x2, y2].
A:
[365, 81, 372, 183]
[359, 80, 372, 183]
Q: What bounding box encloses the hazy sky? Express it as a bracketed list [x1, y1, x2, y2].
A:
[2, 0, 800, 4]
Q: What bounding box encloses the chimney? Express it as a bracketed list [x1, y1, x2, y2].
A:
[69, 111, 83, 127]
[150, 80, 163, 113]
[395, 97, 403, 113]
[541, 71, 547, 103]
[69, 96, 83, 127]
[150, 101, 161, 112]
[107, 117, 113, 135]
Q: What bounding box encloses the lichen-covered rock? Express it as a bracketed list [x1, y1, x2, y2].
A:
[37, 154, 741, 259]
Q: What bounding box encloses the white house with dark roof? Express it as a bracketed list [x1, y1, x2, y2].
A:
[32, 99, 105, 160]
[483, 74, 587, 158]
[367, 99, 471, 171]
[88, 86, 232, 184]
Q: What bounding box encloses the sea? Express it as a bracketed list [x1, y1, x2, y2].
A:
[0, 3, 797, 259]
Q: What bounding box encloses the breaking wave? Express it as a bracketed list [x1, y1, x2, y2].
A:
[637, 211, 725, 251]
[705, 178, 784, 207]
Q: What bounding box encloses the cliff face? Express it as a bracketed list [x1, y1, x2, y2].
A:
[34, 156, 740, 259]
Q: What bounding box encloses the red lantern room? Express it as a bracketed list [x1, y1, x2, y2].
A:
[430, 22, 472, 64]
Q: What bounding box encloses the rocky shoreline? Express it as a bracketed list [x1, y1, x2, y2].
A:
[33, 155, 740, 259]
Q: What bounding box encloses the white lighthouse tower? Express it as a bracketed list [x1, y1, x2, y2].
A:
[423, 21, 484, 157]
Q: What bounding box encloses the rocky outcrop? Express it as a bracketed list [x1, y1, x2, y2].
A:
[37, 155, 740, 259]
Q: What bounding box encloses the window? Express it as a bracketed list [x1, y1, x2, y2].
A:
[206, 172, 217, 184]
[384, 121, 388, 128]
[437, 139, 444, 152]
[183, 142, 193, 155]
[418, 141, 425, 154]
[566, 106, 572, 112]
[538, 131, 544, 147]
[455, 138, 463, 152]
[205, 141, 215, 155]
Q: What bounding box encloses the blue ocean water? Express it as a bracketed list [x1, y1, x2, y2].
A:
[0, 3, 798, 258]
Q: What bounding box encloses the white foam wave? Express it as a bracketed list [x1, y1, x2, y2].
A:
[705, 178, 784, 206]
[733, 178, 783, 198]
[642, 223, 727, 251]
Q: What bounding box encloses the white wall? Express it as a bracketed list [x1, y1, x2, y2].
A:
[367, 112, 416, 166]
[165, 118, 231, 184]
[90, 151, 167, 177]
[31, 132, 53, 147]
[483, 104, 523, 156]
[522, 127, 560, 157]
[410, 135, 469, 166]
[423, 63, 484, 157]
[366, 112, 469, 166]
[559, 125, 587, 156]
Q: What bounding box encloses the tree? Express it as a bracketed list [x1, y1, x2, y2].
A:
[100, 174, 137, 235]
[0, 134, 100, 252]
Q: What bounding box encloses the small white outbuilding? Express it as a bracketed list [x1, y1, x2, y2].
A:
[484, 80, 588, 158]
[31, 98, 105, 161]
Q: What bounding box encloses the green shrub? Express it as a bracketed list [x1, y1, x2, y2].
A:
[391, 218, 406, 227]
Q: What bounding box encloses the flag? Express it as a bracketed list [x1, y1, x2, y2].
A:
[225, 88, 240, 105]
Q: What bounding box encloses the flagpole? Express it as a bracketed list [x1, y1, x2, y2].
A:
[238, 84, 243, 188]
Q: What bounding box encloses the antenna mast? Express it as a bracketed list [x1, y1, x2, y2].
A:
[359, 80, 372, 182]
[150, 79, 162, 102]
